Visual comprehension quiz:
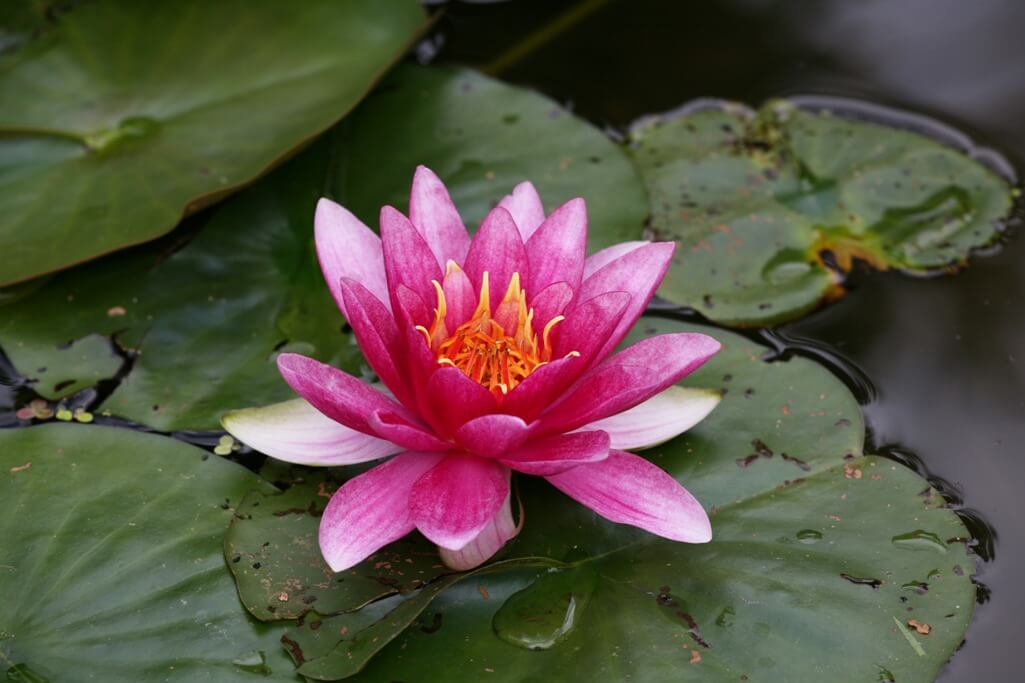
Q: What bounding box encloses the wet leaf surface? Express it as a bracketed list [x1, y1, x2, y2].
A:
[0, 0, 425, 286]
[0, 424, 300, 681]
[628, 99, 1015, 326]
[0, 65, 650, 430]
[355, 455, 974, 683]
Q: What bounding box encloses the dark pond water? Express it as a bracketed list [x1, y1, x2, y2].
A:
[431, 1, 1025, 679]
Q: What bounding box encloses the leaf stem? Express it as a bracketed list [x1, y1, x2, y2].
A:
[482, 0, 614, 75]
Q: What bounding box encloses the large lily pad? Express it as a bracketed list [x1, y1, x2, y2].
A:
[0, 423, 299, 681]
[226, 317, 975, 680]
[0, 65, 649, 430]
[0, 0, 426, 285]
[628, 98, 1015, 326]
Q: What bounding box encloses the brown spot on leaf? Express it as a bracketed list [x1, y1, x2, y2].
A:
[907, 619, 931, 635]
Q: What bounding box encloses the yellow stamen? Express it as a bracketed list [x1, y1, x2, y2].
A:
[418, 265, 574, 398]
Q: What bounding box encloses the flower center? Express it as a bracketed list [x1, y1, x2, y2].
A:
[416, 266, 567, 398]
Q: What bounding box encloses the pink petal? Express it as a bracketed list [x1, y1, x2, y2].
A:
[426, 367, 499, 436]
[222, 398, 402, 466]
[463, 206, 528, 309]
[380, 206, 443, 314]
[409, 455, 509, 550]
[320, 453, 444, 572]
[439, 482, 521, 570]
[455, 413, 530, 456]
[368, 410, 452, 452]
[582, 241, 647, 279]
[551, 291, 630, 366]
[339, 279, 409, 406]
[528, 281, 574, 330]
[409, 166, 471, 267]
[392, 285, 452, 435]
[442, 264, 476, 331]
[499, 430, 610, 476]
[545, 450, 712, 543]
[535, 333, 722, 436]
[315, 198, 390, 318]
[501, 354, 582, 423]
[503, 292, 629, 423]
[498, 180, 546, 240]
[573, 241, 675, 363]
[582, 386, 722, 450]
[525, 198, 586, 297]
[277, 353, 412, 435]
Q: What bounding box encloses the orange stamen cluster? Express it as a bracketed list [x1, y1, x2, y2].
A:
[416, 265, 568, 398]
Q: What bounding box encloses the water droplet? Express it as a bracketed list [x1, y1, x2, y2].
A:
[796, 529, 823, 544]
[232, 650, 271, 675]
[892, 530, 947, 554]
[715, 605, 735, 628]
[493, 566, 596, 650]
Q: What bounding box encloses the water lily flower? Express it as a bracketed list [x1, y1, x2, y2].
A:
[224, 167, 722, 572]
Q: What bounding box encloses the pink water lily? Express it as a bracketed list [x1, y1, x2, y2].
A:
[224, 167, 722, 572]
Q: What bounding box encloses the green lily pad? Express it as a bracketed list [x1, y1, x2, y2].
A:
[356, 455, 973, 683]
[0, 141, 364, 431]
[628, 98, 1015, 326]
[228, 318, 974, 680]
[225, 473, 451, 622]
[333, 64, 649, 251]
[285, 558, 556, 681]
[0, 423, 299, 681]
[0, 65, 649, 430]
[0, 0, 426, 286]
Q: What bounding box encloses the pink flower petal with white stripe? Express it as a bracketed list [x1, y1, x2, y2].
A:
[546, 450, 712, 543]
[536, 333, 721, 436]
[582, 386, 722, 450]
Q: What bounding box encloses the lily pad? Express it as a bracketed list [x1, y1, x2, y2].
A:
[0, 65, 650, 430]
[0, 423, 299, 681]
[628, 98, 1015, 326]
[0, 142, 364, 431]
[333, 64, 649, 251]
[0, 0, 426, 286]
[357, 455, 973, 683]
[229, 318, 975, 680]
